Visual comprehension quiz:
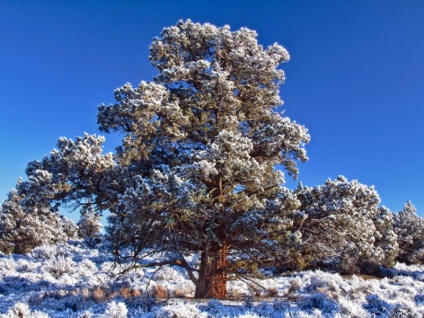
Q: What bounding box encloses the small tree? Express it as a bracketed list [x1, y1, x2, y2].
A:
[60, 215, 78, 239]
[99, 20, 310, 298]
[77, 204, 102, 239]
[0, 180, 69, 255]
[294, 176, 398, 274]
[393, 201, 424, 264]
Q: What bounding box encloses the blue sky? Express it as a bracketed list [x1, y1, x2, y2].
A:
[1, 0, 424, 219]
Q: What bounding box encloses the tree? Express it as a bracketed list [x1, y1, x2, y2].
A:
[0, 179, 71, 255]
[294, 176, 398, 274]
[99, 20, 310, 298]
[393, 201, 424, 264]
[77, 204, 102, 239]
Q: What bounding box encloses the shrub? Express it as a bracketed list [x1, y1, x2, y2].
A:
[294, 176, 398, 274]
[101, 301, 128, 318]
[393, 201, 424, 264]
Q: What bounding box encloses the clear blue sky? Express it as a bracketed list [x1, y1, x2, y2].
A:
[1, 0, 424, 219]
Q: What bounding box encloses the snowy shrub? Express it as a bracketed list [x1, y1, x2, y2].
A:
[156, 266, 184, 281]
[255, 301, 274, 316]
[294, 176, 398, 274]
[0, 187, 68, 255]
[283, 284, 301, 303]
[336, 297, 369, 317]
[390, 301, 421, 318]
[173, 281, 195, 298]
[0, 302, 49, 318]
[235, 312, 262, 318]
[152, 284, 169, 300]
[101, 301, 128, 318]
[3, 302, 31, 318]
[76, 310, 94, 318]
[31, 245, 56, 260]
[46, 256, 75, 279]
[393, 201, 424, 264]
[77, 205, 102, 239]
[37, 291, 92, 313]
[155, 301, 207, 318]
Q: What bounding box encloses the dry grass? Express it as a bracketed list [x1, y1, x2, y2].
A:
[119, 286, 142, 299]
[68, 286, 119, 304]
[91, 287, 107, 303]
[153, 284, 169, 300]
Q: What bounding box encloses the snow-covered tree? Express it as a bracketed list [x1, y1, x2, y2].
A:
[99, 20, 310, 298]
[77, 204, 102, 239]
[0, 182, 69, 255]
[393, 201, 424, 264]
[294, 176, 398, 274]
[60, 215, 78, 239]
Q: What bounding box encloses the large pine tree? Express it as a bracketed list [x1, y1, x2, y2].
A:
[99, 20, 310, 298]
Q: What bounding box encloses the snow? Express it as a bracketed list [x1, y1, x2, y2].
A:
[1, 240, 424, 317]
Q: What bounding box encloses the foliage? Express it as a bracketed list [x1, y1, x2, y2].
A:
[24, 133, 117, 212]
[393, 201, 424, 264]
[77, 204, 102, 239]
[294, 176, 398, 274]
[98, 20, 309, 298]
[0, 184, 71, 255]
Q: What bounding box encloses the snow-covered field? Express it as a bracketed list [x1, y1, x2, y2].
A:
[1, 240, 424, 317]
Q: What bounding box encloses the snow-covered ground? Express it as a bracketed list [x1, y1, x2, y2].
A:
[1, 240, 423, 317]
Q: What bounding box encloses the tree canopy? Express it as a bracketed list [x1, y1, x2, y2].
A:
[97, 20, 310, 298]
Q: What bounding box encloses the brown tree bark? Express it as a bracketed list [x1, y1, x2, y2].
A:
[194, 244, 228, 299]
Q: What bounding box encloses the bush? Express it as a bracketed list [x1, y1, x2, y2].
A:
[393, 201, 424, 264]
[101, 301, 128, 318]
[294, 176, 398, 274]
[155, 302, 207, 318]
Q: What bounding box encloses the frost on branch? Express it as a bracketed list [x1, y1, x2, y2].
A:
[393, 201, 424, 264]
[99, 20, 309, 298]
[24, 133, 117, 212]
[294, 176, 398, 274]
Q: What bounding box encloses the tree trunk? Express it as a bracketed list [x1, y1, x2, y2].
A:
[194, 244, 228, 299]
